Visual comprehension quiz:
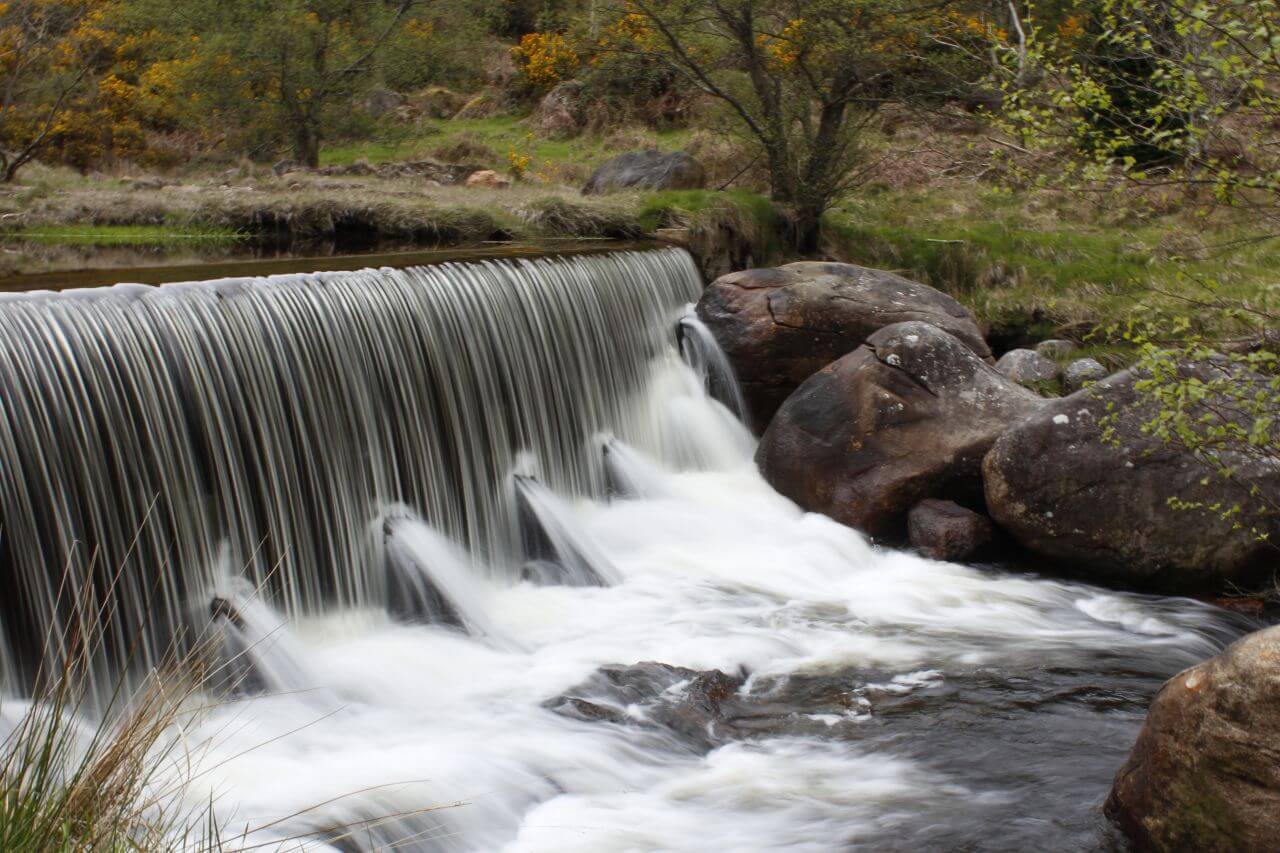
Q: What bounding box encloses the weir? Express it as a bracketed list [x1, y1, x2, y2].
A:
[0, 247, 702, 688]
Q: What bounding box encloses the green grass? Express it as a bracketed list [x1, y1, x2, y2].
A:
[321, 115, 696, 177]
[826, 186, 1280, 339]
[1, 224, 244, 246]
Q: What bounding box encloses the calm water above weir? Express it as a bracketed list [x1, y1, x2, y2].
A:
[0, 247, 1252, 850]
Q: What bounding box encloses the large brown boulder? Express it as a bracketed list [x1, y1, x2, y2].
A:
[697, 262, 991, 431]
[983, 370, 1277, 590]
[1106, 626, 1280, 851]
[756, 322, 1042, 539]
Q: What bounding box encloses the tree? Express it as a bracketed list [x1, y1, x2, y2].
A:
[0, 0, 115, 181]
[996, 0, 1280, 546]
[137, 0, 421, 167]
[997, 0, 1280, 219]
[615, 0, 991, 250]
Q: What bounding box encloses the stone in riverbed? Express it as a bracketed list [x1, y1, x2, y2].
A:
[995, 348, 1061, 392]
[983, 369, 1279, 590]
[756, 321, 1042, 539]
[697, 262, 992, 432]
[1106, 625, 1280, 851]
[908, 500, 994, 562]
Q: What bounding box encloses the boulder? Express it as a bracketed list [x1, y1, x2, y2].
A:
[1106, 626, 1280, 851]
[996, 348, 1061, 391]
[363, 87, 407, 118]
[908, 500, 994, 562]
[1034, 339, 1079, 359]
[983, 370, 1278, 589]
[697, 262, 993, 431]
[756, 322, 1043, 539]
[465, 169, 511, 189]
[582, 150, 705, 195]
[1062, 357, 1108, 393]
[529, 80, 585, 139]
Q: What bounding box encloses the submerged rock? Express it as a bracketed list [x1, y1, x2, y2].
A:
[1062, 357, 1108, 393]
[546, 662, 745, 749]
[756, 322, 1042, 539]
[984, 370, 1279, 589]
[908, 500, 994, 562]
[996, 348, 1061, 392]
[1107, 626, 1280, 851]
[582, 150, 705, 195]
[546, 662, 881, 748]
[697, 262, 992, 431]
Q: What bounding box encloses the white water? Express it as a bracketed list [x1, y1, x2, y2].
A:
[143, 352, 1234, 852]
[0, 250, 1246, 850]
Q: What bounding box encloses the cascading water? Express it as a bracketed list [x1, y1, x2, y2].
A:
[0, 248, 699, 687]
[0, 246, 1258, 850]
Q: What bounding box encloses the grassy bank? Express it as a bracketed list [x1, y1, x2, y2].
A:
[827, 185, 1280, 349]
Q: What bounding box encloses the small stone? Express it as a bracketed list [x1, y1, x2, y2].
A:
[907, 499, 994, 562]
[465, 169, 511, 189]
[995, 349, 1061, 391]
[1062, 357, 1108, 393]
[1035, 339, 1079, 359]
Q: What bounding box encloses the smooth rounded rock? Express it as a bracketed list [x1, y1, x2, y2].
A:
[1062, 357, 1108, 393]
[756, 321, 1041, 538]
[983, 370, 1279, 589]
[698, 262, 992, 431]
[1107, 625, 1280, 851]
[995, 348, 1061, 391]
[1035, 339, 1079, 359]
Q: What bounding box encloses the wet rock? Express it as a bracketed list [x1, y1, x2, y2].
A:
[756, 322, 1043, 539]
[697, 262, 992, 431]
[465, 169, 511, 189]
[1062, 357, 1108, 393]
[530, 80, 585, 139]
[582, 150, 705, 195]
[908, 500, 994, 562]
[1106, 626, 1280, 851]
[547, 662, 878, 748]
[1035, 339, 1079, 359]
[984, 370, 1280, 589]
[546, 662, 745, 749]
[996, 348, 1061, 392]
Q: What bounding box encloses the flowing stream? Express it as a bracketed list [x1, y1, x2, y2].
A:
[0, 247, 1251, 850]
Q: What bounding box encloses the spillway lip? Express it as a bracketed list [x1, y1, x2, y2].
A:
[0, 240, 663, 294]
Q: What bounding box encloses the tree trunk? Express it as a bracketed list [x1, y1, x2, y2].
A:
[794, 201, 824, 255]
[293, 123, 321, 168]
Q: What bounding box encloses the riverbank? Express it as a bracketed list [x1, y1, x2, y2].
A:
[4, 133, 1278, 353]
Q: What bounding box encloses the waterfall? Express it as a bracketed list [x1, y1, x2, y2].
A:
[0, 248, 701, 688]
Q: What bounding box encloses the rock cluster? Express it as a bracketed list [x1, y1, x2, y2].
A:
[756, 321, 1039, 538]
[696, 260, 1276, 590]
[697, 262, 990, 431]
[695, 258, 1280, 850]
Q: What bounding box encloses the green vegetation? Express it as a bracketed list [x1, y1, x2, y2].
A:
[828, 187, 1280, 336]
[1, 224, 243, 246]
